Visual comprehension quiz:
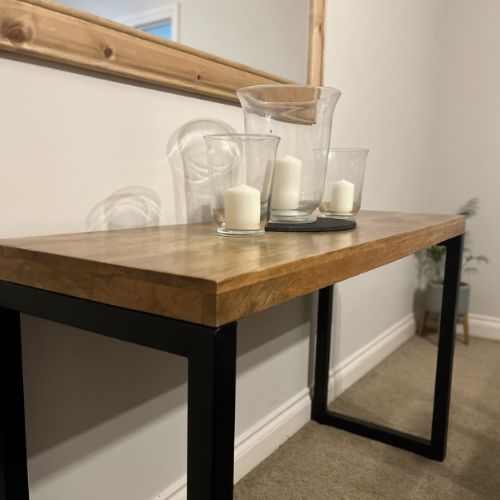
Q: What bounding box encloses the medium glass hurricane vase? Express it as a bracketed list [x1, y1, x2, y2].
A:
[237, 84, 341, 223]
[204, 133, 280, 236]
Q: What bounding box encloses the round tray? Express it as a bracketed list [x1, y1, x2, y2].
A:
[266, 217, 356, 232]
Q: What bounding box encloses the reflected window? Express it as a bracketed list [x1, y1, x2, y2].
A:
[141, 21, 173, 40]
[117, 4, 178, 42]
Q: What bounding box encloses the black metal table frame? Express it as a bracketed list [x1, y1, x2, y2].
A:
[312, 234, 463, 460]
[0, 234, 462, 499]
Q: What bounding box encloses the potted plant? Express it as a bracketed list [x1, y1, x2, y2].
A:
[419, 198, 488, 320]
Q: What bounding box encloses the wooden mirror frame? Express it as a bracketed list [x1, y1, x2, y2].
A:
[0, 0, 326, 102]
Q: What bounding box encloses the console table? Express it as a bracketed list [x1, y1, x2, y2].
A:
[0, 211, 465, 499]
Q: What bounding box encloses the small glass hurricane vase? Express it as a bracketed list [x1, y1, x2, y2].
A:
[237, 84, 341, 224]
[318, 148, 369, 220]
[204, 133, 280, 236]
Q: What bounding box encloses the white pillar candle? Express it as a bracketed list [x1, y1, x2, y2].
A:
[224, 184, 261, 230]
[330, 179, 354, 213]
[271, 155, 302, 210]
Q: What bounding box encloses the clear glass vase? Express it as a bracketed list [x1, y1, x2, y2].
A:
[237, 84, 341, 223]
[204, 133, 280, 236]
[318, 148, 369, 220]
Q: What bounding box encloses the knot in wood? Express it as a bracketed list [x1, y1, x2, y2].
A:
[2, 20, 32, 45]
[103, 46, 114, 59]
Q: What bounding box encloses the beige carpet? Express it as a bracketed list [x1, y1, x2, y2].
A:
[234, 335, 500, 499]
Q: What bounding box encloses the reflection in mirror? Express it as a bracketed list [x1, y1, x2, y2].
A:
[58, 0, 310, 83]
[167, 119, 236, 223]
[115, 4, 179, 41]
[85, 187, 162, 231]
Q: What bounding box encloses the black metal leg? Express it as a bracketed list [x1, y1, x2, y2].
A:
[312, 234, 464, 461]
[187, 322, 237, 500]
[0, 307, 30, 500]
[311, 286, 333, 420]
[430, 233, 464, 460]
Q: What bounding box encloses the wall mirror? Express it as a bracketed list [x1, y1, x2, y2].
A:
[0, 0, 326, 102]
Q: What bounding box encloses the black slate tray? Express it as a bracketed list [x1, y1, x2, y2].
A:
[266, 217, 356, 232]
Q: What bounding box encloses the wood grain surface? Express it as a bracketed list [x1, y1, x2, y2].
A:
[307, 0, 326, 87]
[0, 211, 465, 327]
[0, 0, 329, 102]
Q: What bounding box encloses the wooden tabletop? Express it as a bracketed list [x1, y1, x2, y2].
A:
[0, 211, 464, 327]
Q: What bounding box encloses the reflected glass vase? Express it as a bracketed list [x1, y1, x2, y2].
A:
[237, 84, 341, 223]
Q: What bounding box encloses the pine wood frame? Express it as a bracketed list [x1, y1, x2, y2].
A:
[0, 0, 326, 103]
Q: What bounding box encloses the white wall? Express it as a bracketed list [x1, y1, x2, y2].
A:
[0, 0, 440, 497]
[325, 0, 439, 362]
[62, 0, 309, 82]
[430, 0, 499, 320]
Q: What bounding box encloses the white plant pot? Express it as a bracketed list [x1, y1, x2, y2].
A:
[424, 282, 470, 316]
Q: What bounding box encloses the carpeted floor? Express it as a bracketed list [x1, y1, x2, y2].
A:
[234, 335, 500, 499]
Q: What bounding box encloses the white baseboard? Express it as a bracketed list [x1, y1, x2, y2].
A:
[469, 313, 500, 341]
[157, 475, 186, 500]
[154, 313, 415, 500]
[328, 314, 415, 401]
[233, 388, 310, 483]
[157, 389, 310, 500]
